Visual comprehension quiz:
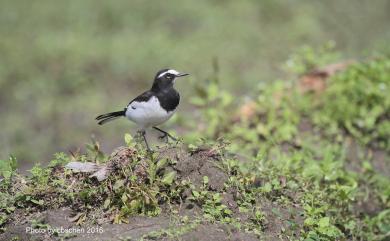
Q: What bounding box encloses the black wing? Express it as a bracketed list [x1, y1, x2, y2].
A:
[127, 90, 154, 108]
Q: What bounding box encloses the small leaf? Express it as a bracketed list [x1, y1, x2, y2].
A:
[31, 199, 44, 206]
[124, 133, 134, 146]
[162, 171, 176, 185]
[113, 179, 125, 190]
[156, 158, 168, 170]
[103, 198, 111, 209]
[263, 182, 272, 193]
[318, 217, 330, 228]
[192, 190, 200, 198]
[9, 156, 18, 170]
[212, 193, 221, 202]
[304, 217, 315, 226]
[121, 193, 128, 203]
[224, 209, 232, 215]
[203, 176, 209, 185]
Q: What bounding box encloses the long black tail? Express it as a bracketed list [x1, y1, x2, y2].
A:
[96, 109, 126, 125]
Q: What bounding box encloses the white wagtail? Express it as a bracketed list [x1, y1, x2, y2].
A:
[96, 68, 189, 150]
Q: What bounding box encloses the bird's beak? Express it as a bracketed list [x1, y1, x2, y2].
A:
[176, 73, 189, 77]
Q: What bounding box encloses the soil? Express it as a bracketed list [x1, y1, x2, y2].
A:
[3, 138, 385, 241]
[2, 213, 262, 241]
[177, 224, 259, 241]
[2, 206, 300, 241]
[1, 145, 304, 241]
[344, 138, 390, 177]
[1, 208, 171, 241]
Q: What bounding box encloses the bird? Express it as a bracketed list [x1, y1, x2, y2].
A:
[96, 68, 189, 150]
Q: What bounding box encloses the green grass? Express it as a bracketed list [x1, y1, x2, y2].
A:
[313, 58, 390, 149]
[1, 56, 389, 240]
[1, 0, 390, 162]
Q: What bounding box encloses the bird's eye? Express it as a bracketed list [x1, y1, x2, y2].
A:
[166, 74, 173, 79]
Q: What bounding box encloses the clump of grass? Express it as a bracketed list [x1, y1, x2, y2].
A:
[312, 57, 390, 149]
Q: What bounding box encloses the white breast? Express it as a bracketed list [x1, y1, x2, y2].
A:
[125, 96, 175, 129]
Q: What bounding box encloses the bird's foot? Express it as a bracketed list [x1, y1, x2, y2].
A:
[136, 130, 153, 151]
[158, 133, 168, 143]
[158, 133, 177, 142]
[168, 135, 178, 142]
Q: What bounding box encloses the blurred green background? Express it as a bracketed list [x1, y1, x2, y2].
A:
[1, 0, 389, 167]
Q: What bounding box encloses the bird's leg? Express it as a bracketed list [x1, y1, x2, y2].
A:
[153, 127, 177, 142]
[138, 130, 152, 152]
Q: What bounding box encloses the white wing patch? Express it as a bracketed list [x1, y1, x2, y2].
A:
[125, 96, 175, 129]
[157, 69, 180, 78]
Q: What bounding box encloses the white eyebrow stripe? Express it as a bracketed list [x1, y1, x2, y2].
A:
[157, 69, 180, 78]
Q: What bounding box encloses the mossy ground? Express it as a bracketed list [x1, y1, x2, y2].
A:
[1, 56, 389, 241]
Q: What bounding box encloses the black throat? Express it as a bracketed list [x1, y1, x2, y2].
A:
[152, 86, 180, 112]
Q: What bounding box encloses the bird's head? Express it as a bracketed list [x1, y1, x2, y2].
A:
[152, 68, 189, 90]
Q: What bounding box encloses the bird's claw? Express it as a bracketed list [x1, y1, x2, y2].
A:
[158, 134, 169, 143]
[158, 133, 177, 143]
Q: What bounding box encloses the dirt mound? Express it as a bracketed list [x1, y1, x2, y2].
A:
[1, 144, 303, 241]
[159, 146, 228, 191]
